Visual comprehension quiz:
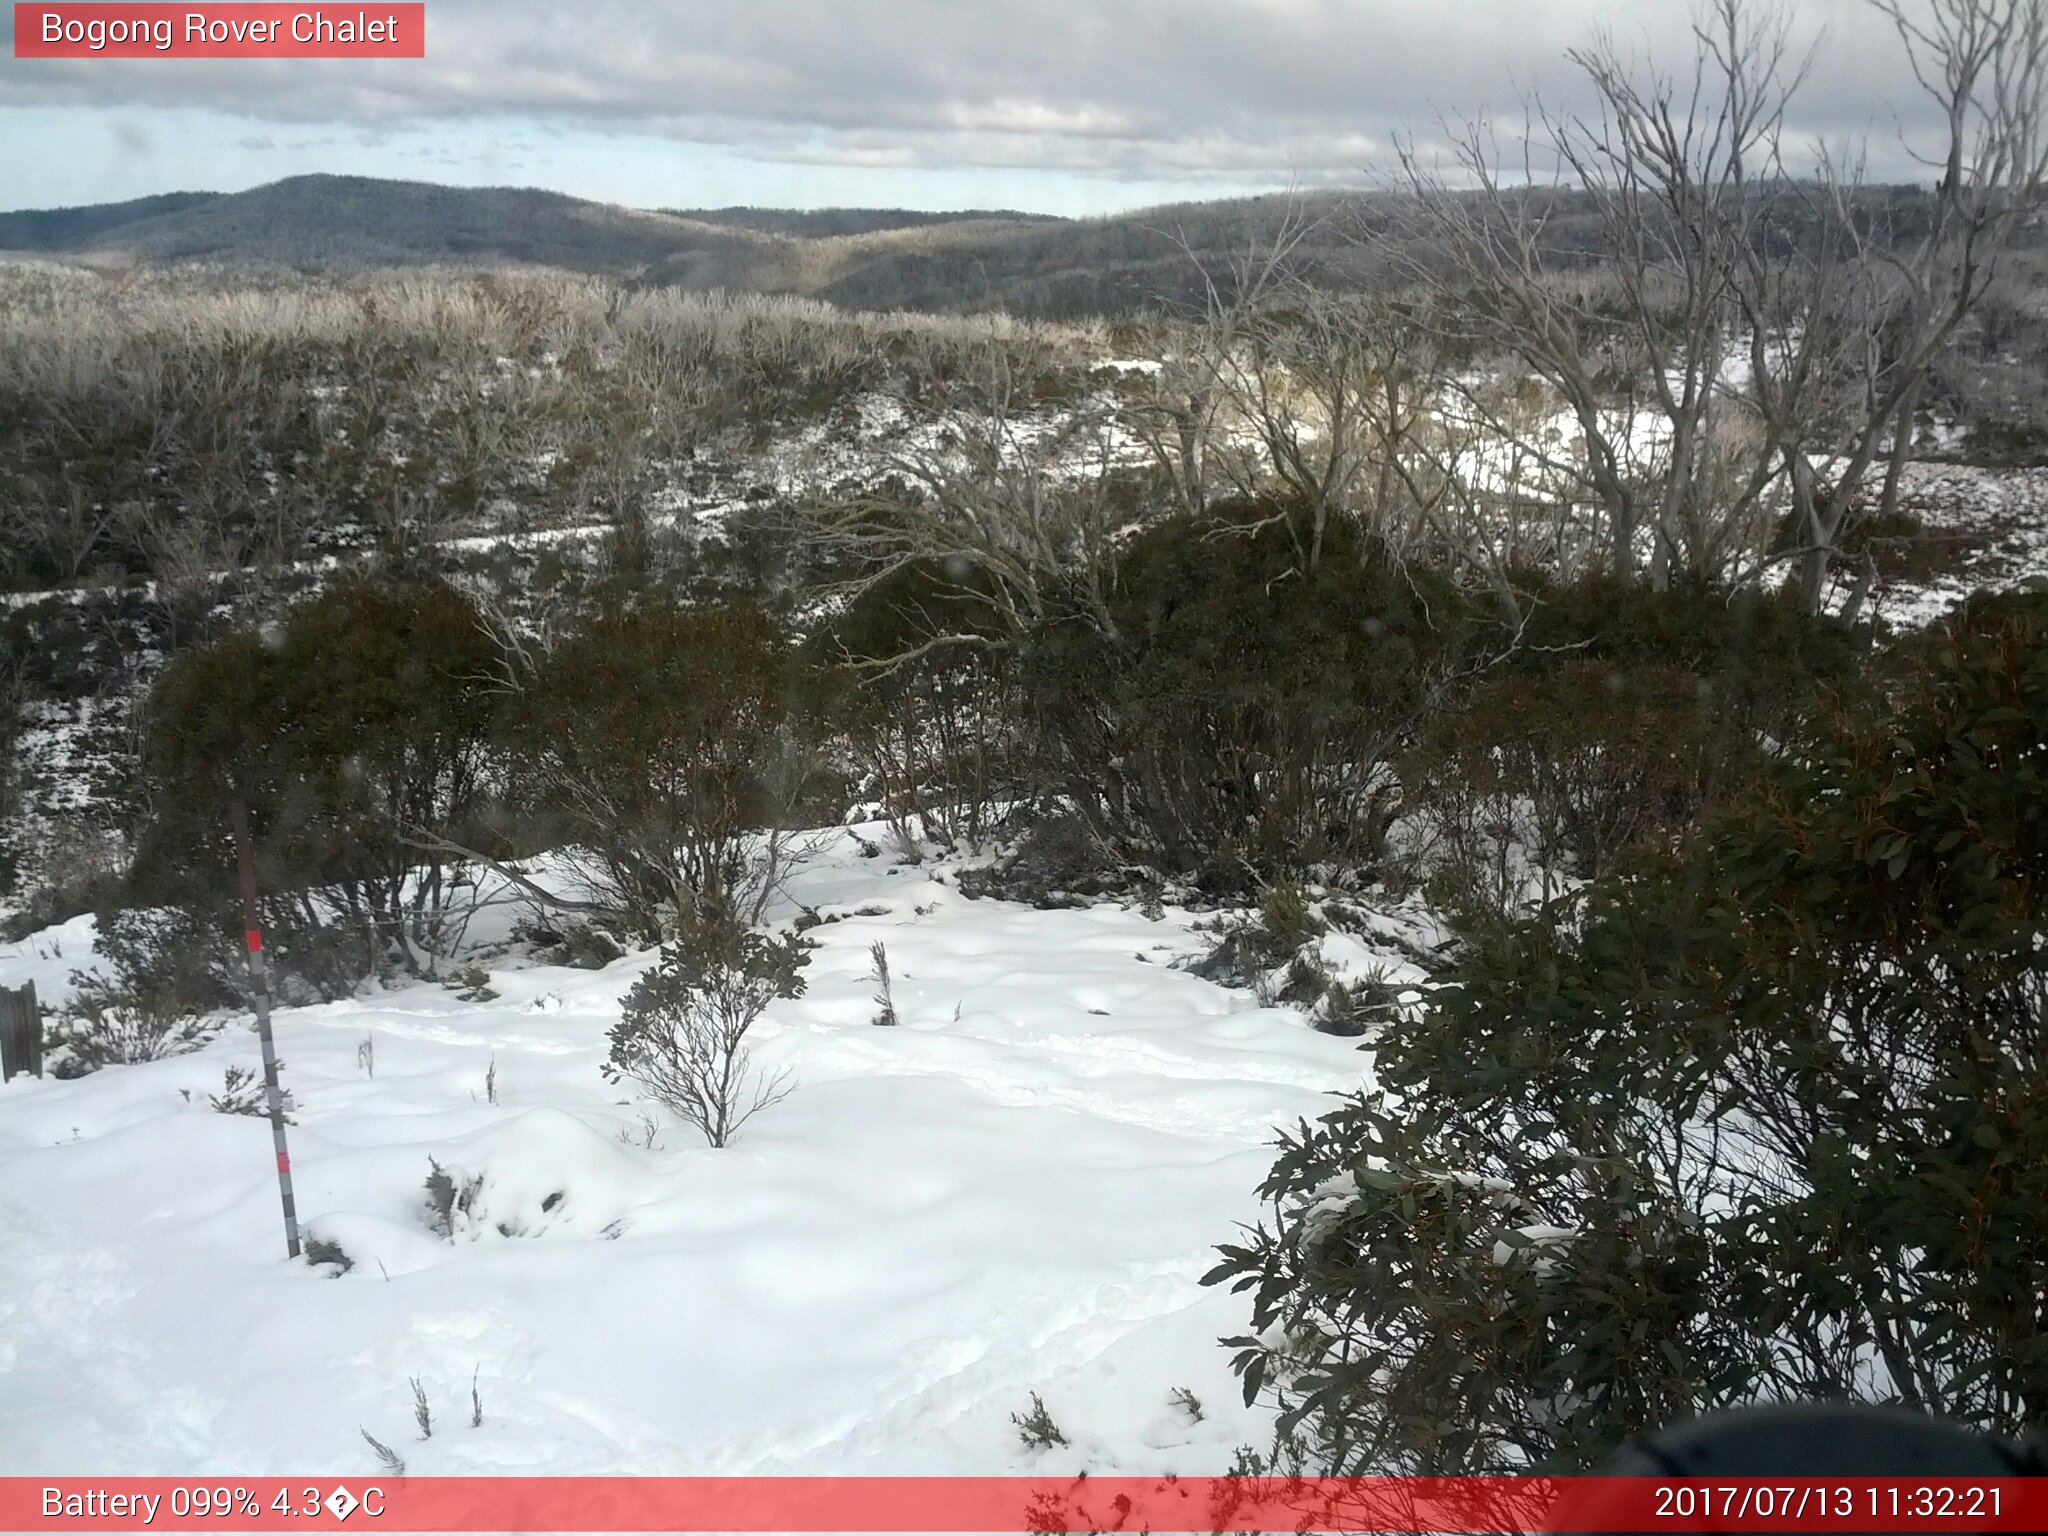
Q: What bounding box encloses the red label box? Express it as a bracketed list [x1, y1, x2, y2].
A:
[13, 4, 424, 58]
[4, 1476, 2046, 1533]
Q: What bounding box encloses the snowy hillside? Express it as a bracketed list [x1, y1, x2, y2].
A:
[0, 832, 1385, 1477]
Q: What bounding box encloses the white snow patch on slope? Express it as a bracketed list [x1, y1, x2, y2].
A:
[0, 833, 1369, 1478]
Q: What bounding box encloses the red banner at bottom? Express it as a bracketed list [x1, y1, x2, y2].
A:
[5, 1476, 2042, 1532]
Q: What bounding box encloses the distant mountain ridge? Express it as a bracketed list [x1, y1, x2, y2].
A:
[0, 175, 783, 279]
[670, 206, 1064, 238]
[8, 172, 1968, 319]
[0, 173, 1394, 316]
[0, 190, 223, 251]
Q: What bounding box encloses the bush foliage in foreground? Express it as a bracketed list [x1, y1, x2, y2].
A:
[1209, 592, 2048, 1471]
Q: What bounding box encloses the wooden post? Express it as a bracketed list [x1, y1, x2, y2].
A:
[0, 981, 40, 1081]
[231, 799, 303, 1259]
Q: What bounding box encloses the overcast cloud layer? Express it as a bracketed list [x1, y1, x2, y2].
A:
[0, 0, 1945, 213]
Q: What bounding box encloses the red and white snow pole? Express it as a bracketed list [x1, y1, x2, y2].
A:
[231, 799, 302, 1260]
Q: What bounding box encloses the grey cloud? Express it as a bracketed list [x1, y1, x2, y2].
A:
[0, 0, 1945, 184]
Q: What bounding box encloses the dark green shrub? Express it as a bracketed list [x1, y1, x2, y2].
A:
[1189, 882, 1330, 991]
[1210, 592, 2048, 1470]
[504, 600, 819, 938]
[1411, 660, 1760, 931]
[817, 559, 1019, 850]
[82, 904, 243, 1015]
[1404, 576, 1865, 934]
[1259, 882, 1323, 950]
[50, 990, 218, 1073]
[125, 575, 499, 1000]
[1509, 572, 1864, 735]
[1022, 499, 1481, 895]
[1010, 1392, 1070, 1451]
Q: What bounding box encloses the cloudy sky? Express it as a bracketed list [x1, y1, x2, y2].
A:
[1, 0, 1934, 216]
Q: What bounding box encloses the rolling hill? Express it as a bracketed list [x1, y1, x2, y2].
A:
[0, 174, 1396, 316]
[2, 173, 1983, 319]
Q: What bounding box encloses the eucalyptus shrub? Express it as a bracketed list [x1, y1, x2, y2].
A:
[124, 575, 498, 1000]
[1209, 592, 2048, 1470]
[504, 600, 817, 939]
[1021, 499, 1481, 895]
[605, 920, 813, 1148]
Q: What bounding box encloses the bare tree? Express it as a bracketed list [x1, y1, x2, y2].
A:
[1385, 4, 1798, 588]
[1210, 284, 1390, 569]
[1117, 322, 1224, 520]
[1747, 0, 2048, 607]
[1386, 0, 2048, 606]
[1118, 209, 1318, 521]
[804, 343, 1126, 657]
[1131, 203, 1392, 569]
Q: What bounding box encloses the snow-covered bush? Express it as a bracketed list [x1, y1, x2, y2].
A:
[51, 994, 217, 1074]
[868, 940, 899, 1027]
[1010, 1392, 1069, 1451]
[445, 964, 498, 1002]
[511, 916, 625, 971]
[1311, 965, 1407, 1039]
[303, 1236, 354, 1276]
[207, 1063, 293, 1119]
[604, 921, 810, 1147]
[1187, 883, 1326, 992]
[423, 1157, 485, 1240]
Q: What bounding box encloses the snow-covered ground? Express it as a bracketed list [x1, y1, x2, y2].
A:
[0, 833, 1380, 1478]
[1863, 461, 2048, 626]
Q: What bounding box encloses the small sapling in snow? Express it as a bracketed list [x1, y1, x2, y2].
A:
[869, 940, 898, 1026]
[360, 1427, 405, 1476]
[605, 921, 810, 1148]
[1010, 1392, 1069, 1450]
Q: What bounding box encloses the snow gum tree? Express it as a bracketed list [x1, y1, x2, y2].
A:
[1387, 0, 2048, 608]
